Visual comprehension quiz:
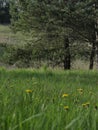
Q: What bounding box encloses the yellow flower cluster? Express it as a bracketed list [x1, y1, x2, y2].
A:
[25, 89, 32, 93]
[62, 93, 69, 98]
[64, 106, 69, 110]
[62, 93, 69, 110]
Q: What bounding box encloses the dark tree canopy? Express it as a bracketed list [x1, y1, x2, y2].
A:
[0, 0, 10, 24]
[9, 0, 98, 69]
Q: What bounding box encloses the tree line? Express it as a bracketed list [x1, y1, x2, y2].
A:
[0, 0, 10, 24]
[1, 0, 98, 69]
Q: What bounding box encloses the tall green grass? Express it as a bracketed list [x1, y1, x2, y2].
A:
[0, 68, 98, 130]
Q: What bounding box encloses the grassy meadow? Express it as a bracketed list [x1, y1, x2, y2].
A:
[0, 67, 98, 130]
[0, 25, 29, 45]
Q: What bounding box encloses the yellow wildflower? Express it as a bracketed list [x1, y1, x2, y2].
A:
[62, 93, 69, 98]
[77, 88, 83, 95]
[64, 106, 69, 110]
[25, 89, 32, 93]
[82, 102, 90, 107]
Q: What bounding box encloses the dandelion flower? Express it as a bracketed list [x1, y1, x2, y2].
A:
[62, 93, 69, 98]
[64, 106, 69, 110]
[82, 102, 90, 107]
[25, 89, 32, 93]
[77, 88, 83, 95]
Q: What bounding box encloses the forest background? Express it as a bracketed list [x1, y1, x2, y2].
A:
[0, 0, 98, 70]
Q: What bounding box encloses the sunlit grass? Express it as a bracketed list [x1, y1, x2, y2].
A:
[0, 68, 98, 130]
[0, 24, 29, 45]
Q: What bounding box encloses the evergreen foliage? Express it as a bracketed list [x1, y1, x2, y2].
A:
[9, 0, 98, 69]
[0, 0, 10, 24]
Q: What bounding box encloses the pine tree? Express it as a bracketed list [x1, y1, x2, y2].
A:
[0, 0, 10, 23]
[10, 0, 98, 69]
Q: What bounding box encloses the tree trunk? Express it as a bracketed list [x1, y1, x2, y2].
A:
[63, 37, 71, 70]
[89, 42, 96, 69]
[95, 20, 98, 69]
[96, 44, 98, 69]
[89, 16, 97, 70]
